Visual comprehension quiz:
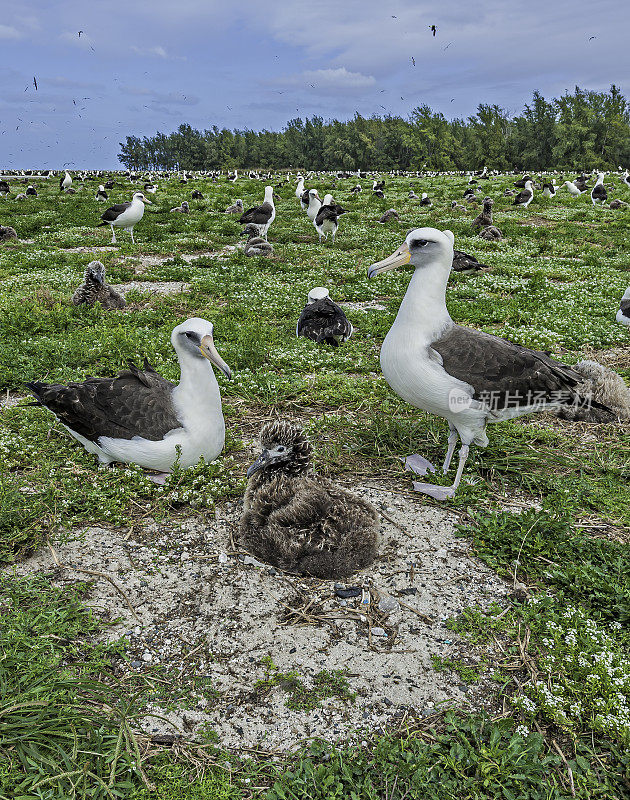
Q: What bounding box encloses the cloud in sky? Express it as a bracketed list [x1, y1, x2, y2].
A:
[278, 67, 376, 95]
[119, 85, 199, 105]
[131, 44, 184, 60]
[0, 24, 22, 39]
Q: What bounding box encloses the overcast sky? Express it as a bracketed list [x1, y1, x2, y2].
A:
[1, 0, 626, 169]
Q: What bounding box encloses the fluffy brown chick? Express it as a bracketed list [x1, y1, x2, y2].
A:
[240, 420, 380, 579]
[471, 197, 494, 229]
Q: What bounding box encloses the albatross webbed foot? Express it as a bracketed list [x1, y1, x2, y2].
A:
[411, 481, 456, 500]
[401, 454, 437, 476]
[147, 472, 170, 485]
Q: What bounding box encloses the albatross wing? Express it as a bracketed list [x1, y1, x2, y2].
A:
[26, 363, 179, 443]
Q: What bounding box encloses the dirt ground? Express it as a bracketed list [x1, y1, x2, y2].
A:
[12, 486, 510, 751]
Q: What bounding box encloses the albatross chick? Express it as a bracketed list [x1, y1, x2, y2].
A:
[240, 420, 379, 578]
[71, 261, 125, 309]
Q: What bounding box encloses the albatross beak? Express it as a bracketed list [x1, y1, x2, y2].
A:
[367, 241, 411, 278]
[142, 197, 153, 204]
[246, 450, 270, 478]
[200, 335, 232, 379]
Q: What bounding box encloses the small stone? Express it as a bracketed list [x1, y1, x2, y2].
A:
[398, 587, 417, 596]
[218, 552, 228, 564]
[378, 596, 400, 613]
[371, 627, 387, 637]
[142, 652, 153, 662]
[131, 660, 141, 668]
[383, 697, 393, 707]
[436, 548, 448, 559]
[334, 586, 362, 599]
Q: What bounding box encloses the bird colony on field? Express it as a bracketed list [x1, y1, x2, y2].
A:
[1, 165, 629, 761]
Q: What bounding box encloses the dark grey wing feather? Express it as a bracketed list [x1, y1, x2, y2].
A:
[431, 325, 583, 408]
[513, 190, 531, 205]
[315, 205, 338, 225]
[26, 365, 179, 442]
[239, 202, 272, 225]
[101, 202, 131, 222]
[620, 299, 630, 317]
[297, 299, 352, 346]
[451, 250, 489, 272]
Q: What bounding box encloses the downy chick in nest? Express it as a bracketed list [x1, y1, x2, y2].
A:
[72, 261, 126, 309]
[240, 420, 380, 579]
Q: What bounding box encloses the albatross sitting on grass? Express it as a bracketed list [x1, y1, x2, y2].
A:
[26, 318, 231, 477]
[97, 192, 152, 244]
[296, 287, 353, 346]
[367, 228, 611, 499]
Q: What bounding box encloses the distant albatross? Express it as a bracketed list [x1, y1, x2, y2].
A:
[239, 186, 275, 239]
[367, 228, 611, 499]
[97, 192, 152, 244]
[617, 288, 630, 327]
[26, 318, 231, 475]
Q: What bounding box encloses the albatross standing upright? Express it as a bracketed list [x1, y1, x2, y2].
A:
[367, 228, 610, 499]
[26, 318, 231, 475]
[238, 186, 275, 239]
[97, 192, 152, 244]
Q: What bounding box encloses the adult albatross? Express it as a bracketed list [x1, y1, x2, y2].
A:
[26, 318, 231, 475]
[98, 192, 152, 244]
[367, 228, 610, 499]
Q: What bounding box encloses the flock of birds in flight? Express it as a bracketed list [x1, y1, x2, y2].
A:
[1, 164, 629, 576]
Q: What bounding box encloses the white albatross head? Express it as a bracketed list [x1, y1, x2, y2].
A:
[171, 318, 231, 378]
[307, 287, 330, 303]
[131, 191, 152, 204]
[367, 227, 454, 279]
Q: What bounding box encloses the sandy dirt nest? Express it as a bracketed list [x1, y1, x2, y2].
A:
[12, 487, 509, 752]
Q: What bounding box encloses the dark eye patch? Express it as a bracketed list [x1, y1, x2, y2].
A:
[411, 238, 429, 248]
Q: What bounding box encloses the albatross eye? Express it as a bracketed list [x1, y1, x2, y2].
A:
[414, 239, 429, 247]
[276, 446, 285, 452]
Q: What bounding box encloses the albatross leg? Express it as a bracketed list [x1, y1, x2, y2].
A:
[129, 227, 135, 244]
[111, 227, 116, 244]
[442, 426, 459, 473]
[411, 444, 470, 501]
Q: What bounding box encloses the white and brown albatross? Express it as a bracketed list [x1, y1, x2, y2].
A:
[296, 287, 353, 346]
[97, 192, 152, 244]
[238, 186, 275, 239]
[368, 228, 611, 499]
[26, 318, 231, 475]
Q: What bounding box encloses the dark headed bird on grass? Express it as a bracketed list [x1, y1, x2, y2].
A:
[0, 225, 18, 241]
[241, 223, 274, 256]
[72, 260, 126, 309]
[296, 287, 353, 346]
[452, 249, 491, 273]
[225, 199, 243, 214]
[240, 420, 379, 579]
[379, 208, 399, 223]
[239, 186, 275, 239]
[472, 197, 493, 228]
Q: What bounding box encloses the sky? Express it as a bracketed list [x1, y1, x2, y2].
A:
[1, 0, 627, 169]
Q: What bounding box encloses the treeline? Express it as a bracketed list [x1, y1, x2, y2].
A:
[118, 85, 630, 172]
